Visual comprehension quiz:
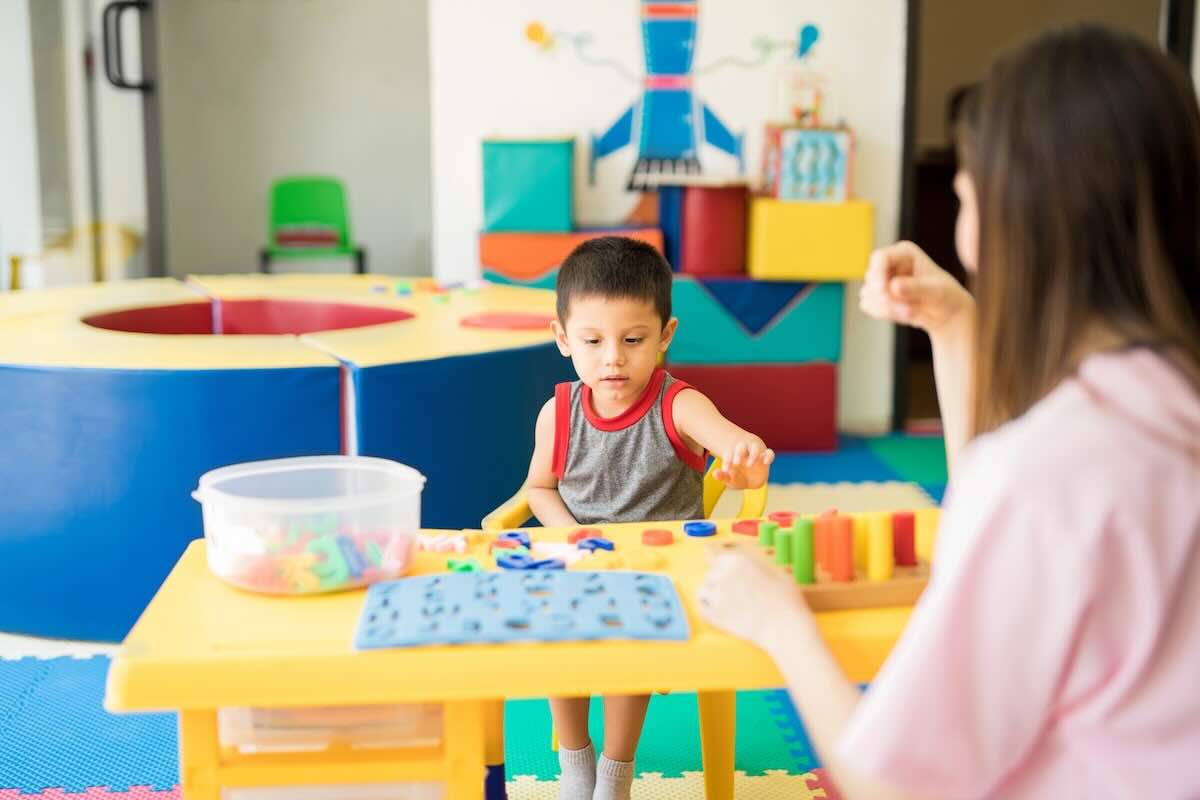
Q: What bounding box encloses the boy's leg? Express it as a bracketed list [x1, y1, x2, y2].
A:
[551, 696, 593, 749]
[595, 694, 650, 800]
[599, 694, 650, 761]
[551, 696, 596, 800]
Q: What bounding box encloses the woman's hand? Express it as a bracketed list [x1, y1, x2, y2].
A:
[859, 241, 975, 338]
[696, 540, 816, 651]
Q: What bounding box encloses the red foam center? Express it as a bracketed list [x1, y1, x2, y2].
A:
[83, 299, 414, 336]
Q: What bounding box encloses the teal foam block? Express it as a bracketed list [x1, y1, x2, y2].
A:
[483, 139, 574, 232]
[865, 434, 949, 486]
[669, 277, 843, 364]
[483, 270, 558, 291]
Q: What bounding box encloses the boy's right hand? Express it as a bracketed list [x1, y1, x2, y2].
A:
[858, 241, 975, 337]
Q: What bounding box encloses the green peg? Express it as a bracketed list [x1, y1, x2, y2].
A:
[758, 521, 779, 549]
[792, 518, 815, 584]
[774, 530, 794, 566]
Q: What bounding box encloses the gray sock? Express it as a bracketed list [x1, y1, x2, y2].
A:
[593, 754, 634, 800]
[557, 741, 596, 800]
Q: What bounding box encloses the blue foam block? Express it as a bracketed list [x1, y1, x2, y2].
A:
[698, 278, 811, 335]
[353, 343, 575, 530]
[768, 436, 903, 484]
[354, 571, 690, 648]
[0, 364, 341, 641]
[0, 656, 177, 792]
[658, 186, 684, 270]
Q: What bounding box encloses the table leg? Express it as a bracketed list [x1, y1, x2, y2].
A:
[444, 700, 487, 799]
[696, 690, 736, 800]
[178, 709, 220, 800]
[483, 698, 507, 800]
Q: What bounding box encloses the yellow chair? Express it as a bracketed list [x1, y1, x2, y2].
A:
[480, 456, 768, 753]
[481, 456, 768, 530]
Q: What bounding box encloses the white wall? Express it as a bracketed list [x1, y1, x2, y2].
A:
[0, 0, 43, 284]
[429, 0, 906, 432]
[155, 0, 432, 277]
[88, 0, 148, 238]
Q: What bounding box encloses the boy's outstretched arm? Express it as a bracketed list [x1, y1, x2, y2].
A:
[526, 398, 579, 527]
[671, 389, 774, 489]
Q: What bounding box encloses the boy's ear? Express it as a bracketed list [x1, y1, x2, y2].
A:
[551, 319, 572, 357]
[659, 317, 679, 352]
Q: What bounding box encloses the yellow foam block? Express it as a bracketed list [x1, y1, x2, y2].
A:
[0, 278, 203, 321]
[747, 198, 874, 281]
[0, 311, 339, 370]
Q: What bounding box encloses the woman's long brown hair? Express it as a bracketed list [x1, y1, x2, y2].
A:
[957, 25, 1200, 436]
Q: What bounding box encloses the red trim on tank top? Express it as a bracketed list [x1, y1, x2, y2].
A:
[662, 381, 708, 473]
[552, 382, 571, 479]
[581, 368, 667, 432]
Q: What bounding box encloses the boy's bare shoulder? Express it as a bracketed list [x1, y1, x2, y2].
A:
[534, 396, 557, 433]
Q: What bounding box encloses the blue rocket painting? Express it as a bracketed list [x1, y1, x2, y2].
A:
[591, 1, 743, 189]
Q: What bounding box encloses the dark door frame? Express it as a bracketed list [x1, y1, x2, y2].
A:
[891, 0, 921, 431]
[890, 0, 1195, 431]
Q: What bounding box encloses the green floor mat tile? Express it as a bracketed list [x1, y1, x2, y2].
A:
[504, 691, 809, 780]
[864, 434, 948, 487]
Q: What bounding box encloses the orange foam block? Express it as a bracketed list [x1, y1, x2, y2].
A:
[480, 229, 665, 287]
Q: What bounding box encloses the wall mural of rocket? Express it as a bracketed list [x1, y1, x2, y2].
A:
[525, 3, 819, 192]
[590, 1, 742, 189]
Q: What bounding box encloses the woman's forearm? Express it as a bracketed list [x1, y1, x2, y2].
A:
[929, 304, 977, 476]
[763, 617, 918, 800]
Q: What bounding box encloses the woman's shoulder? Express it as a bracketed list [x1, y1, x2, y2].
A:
[952, 349, 1199, 542]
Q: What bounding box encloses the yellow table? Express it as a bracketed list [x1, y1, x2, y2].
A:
[106, 522, 913, 799]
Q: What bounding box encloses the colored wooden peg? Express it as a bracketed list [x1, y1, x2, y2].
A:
[892, 511, 917, 567]
[814, 516, 831, 571]
[853, 514, 868, 570]
[774, 530, 794, 566]
[792, 518, 815, 584]
[830, 516, 855, 582]
[916, 507, 940, 563]
[758, 521, 779, 549]
[867, 512, 894, 582]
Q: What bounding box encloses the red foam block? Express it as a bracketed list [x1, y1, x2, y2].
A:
[680, 185, 748, 276]
[667, 363, 837, 451]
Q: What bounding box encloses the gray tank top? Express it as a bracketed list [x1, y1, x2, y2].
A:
[552, 369, 706, 525]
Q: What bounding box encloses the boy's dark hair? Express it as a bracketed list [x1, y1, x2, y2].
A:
[555, 236, 673, 326]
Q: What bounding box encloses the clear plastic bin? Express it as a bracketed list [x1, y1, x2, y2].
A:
[223, 783, 444, 800]
[193, 456, 425, 594]
[218, 703, 443, 753]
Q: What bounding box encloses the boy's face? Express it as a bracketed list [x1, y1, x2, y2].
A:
[552, 295, 677, 411]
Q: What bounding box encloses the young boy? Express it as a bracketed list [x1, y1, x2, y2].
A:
[525, 236, 774, 800]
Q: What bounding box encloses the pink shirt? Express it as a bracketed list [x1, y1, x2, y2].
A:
[839, 350, 1200, 799]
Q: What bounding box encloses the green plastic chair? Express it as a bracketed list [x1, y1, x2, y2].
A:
[259, 176, 366, 274]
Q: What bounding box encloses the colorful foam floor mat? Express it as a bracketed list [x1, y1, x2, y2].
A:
[0, 436, 945, 797]
[0, 655, 839, 797]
